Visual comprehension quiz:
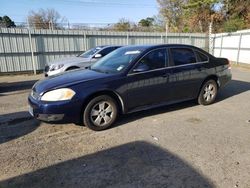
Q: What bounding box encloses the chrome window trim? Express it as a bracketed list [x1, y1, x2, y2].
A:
[127, 47, 210, 76]
[127, 47, 168, 76]
[169, 47, 197, 66]
[128, 61, 209, 76]
[195, 50, 209, 63]
[167, 60, 209, 69]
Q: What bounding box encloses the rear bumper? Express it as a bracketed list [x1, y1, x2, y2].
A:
[28, 95, 82, 124]
[218, 69, 232, 88]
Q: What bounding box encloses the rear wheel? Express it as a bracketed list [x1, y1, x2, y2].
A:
[198, 79, 218, 105]
[83, 95, 118, 131]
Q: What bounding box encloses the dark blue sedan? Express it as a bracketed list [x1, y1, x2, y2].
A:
[28, 44, 232, 130]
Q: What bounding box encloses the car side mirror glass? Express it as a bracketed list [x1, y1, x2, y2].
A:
[94, 54, 102, 58]
[133, 64, 149, 73]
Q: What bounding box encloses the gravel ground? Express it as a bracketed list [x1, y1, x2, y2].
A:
[0, 67, 250, 188]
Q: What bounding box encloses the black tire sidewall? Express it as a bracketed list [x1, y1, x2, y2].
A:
[83, 95, 118, 131]
[198, 80, 218, 105]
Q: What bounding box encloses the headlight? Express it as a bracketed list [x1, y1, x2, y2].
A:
[49, 64, 64, 71]
[41, 88, 75, 101]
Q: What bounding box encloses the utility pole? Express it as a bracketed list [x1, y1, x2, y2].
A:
[51, 19, 54, 30]
[209, 22, 213, 54]
[27, 19, 36, 75]
[165, 20, 169, 44]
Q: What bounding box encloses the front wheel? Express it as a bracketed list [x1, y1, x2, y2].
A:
[83, 95, 118, 131]
[198, 80, 218, 105]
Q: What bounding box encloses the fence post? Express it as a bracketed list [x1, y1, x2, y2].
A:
[236, 33, 242, 64]
[126, 32, 129, 45]
[165, 32, 168, 44]
[209, 22, 213, 54]
[189, 35, 192, 45]
[84, 31, 87, 51]
[0, 28, 8, 72]
[27, 20, 36, 75]
[212, 35, 215, 55]
[219, 35, 223, 57]
[165, 21, 168, 44]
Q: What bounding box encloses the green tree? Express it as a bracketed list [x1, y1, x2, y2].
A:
[0, 16, 16, 28]
[153, 15, 166, 31]
[157, 0, 226, 33]
[223, 17, 245, 32]
[138, 17, 154, 27]
[157, 0, 187, 32]
[222, 0, 250, 31]
[184, 0, 223, 33]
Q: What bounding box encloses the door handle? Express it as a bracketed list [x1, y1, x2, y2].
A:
[162, 73, 170, 77]
[198, 67, 205, 71]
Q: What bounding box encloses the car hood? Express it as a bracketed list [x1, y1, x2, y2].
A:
[47, 56, 91, 65]
[33, 69, 111, 94]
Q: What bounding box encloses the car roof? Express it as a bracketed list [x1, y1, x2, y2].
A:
[124, 44, 201, 50]
[96, 45, 122, 49]
[119, 44, 209, 55]
[97, 44, 201, 50]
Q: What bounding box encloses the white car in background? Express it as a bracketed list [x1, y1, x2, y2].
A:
[44, 45, 121, 77]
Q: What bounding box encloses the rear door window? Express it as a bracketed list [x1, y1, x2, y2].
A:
[170, 48, 197, 66]
[196, 51, 209, 62]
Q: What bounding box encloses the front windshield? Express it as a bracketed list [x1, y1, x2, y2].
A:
[79, 47, 102, 58]
[90, 46, 145, 74]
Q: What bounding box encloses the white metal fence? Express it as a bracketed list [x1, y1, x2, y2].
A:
[0, 28, 208, 73]
[212, 29, 250, 65]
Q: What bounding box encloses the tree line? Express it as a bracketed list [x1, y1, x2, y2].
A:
[157, 0, 250, 33]
[1, 0, 250, 33]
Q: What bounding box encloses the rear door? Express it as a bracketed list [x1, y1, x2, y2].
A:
[168, 47, 207, 101]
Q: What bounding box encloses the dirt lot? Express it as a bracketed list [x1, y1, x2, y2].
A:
[0, 67, 250, 188]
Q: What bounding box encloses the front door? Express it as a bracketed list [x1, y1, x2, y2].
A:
[126, 48, 171, 112]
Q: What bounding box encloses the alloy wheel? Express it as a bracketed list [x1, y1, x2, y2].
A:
[203, 83, 216, 102]
[90, 101, 113, 126]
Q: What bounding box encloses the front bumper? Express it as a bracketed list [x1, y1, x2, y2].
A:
[28, 95, 82, 124]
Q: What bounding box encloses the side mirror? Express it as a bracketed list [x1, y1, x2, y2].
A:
[133, 64, 149, 73]
[94, 54, 102, 59]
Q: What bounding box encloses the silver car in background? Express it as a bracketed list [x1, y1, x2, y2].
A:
[44, 45, 121, 77]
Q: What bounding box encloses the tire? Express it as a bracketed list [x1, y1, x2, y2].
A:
[198, 79, 218, 105]
[83, 95, 118, 131]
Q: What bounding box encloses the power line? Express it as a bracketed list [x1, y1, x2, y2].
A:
[53, 0, 157, 8]
[1, 1, 158, 24]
